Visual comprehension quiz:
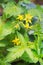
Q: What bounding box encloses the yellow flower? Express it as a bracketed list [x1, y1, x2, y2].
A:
[12, 37, 20, 45]
[24, 23, 29, 29]
[24, 14, 33, 23]
[24, 23, 33, 29]
[26, 14, 33, 19]
[15, 24, 19, 28]
[17, 15, 24, 21]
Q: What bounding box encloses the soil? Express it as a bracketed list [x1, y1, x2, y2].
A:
[0, 6, 3, 16]
[31, 0, 43, 5]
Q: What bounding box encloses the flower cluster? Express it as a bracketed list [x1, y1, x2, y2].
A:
[17, 14, 33, 29]
[12, 14, 33, 45]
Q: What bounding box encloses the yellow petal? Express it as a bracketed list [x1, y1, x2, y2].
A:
[24, 24, 29, 29]
[17, 15, 24, 20]
[25, 14, 33, 19]
[28, 20, 32, 24]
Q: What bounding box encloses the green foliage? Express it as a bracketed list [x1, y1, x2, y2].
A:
[0, 59, 11, 65]
[0, 0, 43, 65]
[4, 2, 24, 18]
[5, 46, 25, 62]
[0, 18, 14, 40]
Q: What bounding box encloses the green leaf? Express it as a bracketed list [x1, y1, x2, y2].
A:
[40, 48, 43, 58]
[5, 46, 25, 62]
[0, 19, 15, 40]
[39, 59, 43, 65]
[25, 48, 38, 63]
[24, 32, 29, 43]
[19, 0, 30, 3]
[4, 2, 23, 18]
[0, 59, 11, 65]
[17, 32, 27, 45]
[21, 52, 33, 63]
[0, 43, 6, 47]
